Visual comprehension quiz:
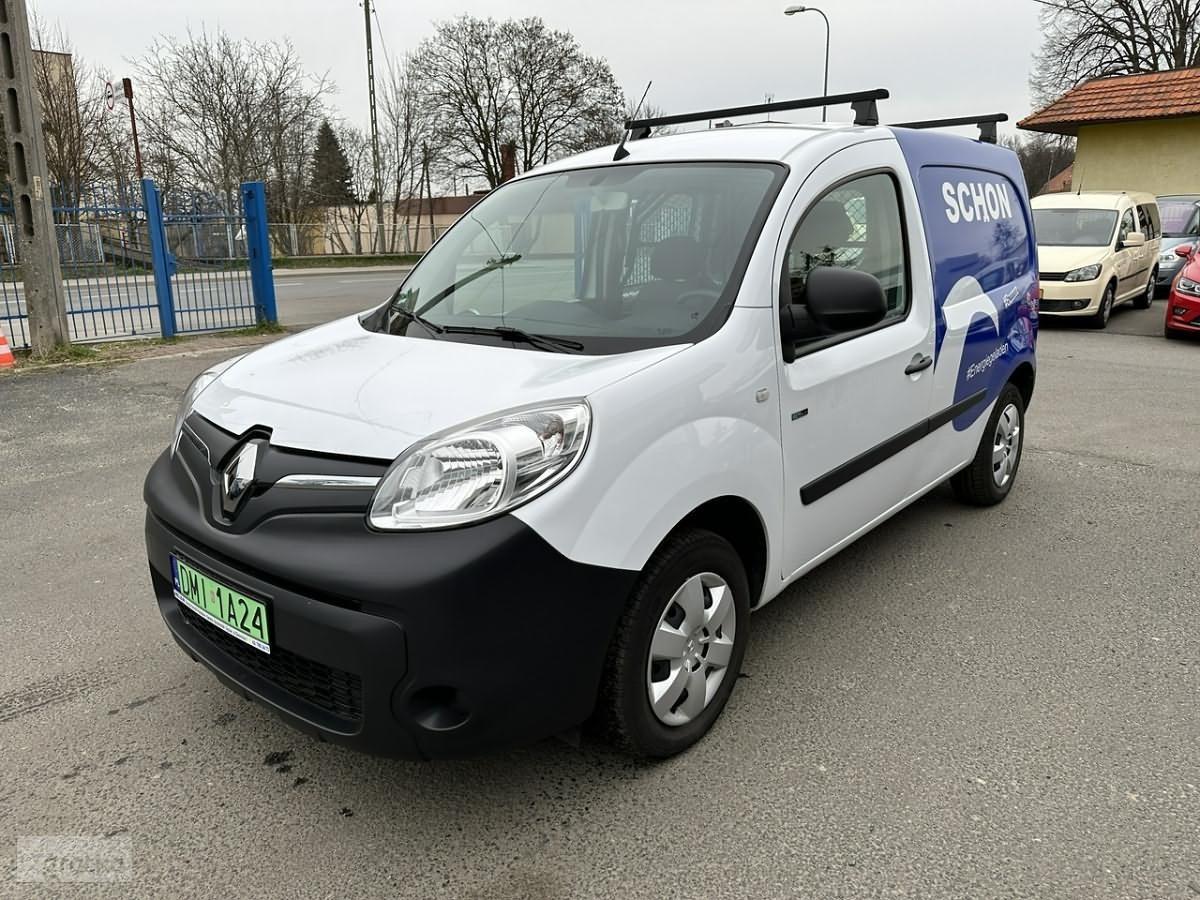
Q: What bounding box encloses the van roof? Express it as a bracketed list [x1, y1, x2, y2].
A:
[1032, 191, 1158, 209]
[529, 121, 1010, 176]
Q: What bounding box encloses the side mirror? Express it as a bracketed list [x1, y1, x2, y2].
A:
[804, 266, 888, 333]
[780, 267, 888, 361]
[1175, 243, 1194, 259]
[1122, 231, 1146, 248]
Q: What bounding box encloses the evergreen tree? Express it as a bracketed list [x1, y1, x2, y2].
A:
[309, 120, 355, 207]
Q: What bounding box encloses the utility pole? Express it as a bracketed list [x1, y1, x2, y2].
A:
[0, 0, 69, 353]
[122, 78, 145, 180]
[362, 0, 386, 253]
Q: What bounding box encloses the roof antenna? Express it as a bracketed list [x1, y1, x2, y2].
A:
[614, 81, 653, 161]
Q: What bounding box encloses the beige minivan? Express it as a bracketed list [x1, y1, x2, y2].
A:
[1032, 191, 1161, 328]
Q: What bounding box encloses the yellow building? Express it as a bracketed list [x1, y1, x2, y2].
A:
[1019, 68, 1200, 196]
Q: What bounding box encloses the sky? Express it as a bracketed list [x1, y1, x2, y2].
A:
[39, 0, 1044, 141]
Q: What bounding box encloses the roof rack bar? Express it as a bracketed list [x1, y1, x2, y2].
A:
[624, 89, 890, 132]
[892, 113, 1009, 144]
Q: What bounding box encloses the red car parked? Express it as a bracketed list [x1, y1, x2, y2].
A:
[1166, 243, 1200, 339]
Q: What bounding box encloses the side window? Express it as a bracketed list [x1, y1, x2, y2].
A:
[1140, 204, 1160, 239]
[783, 172, 909, 332]
[1118, 209, 1135, 245]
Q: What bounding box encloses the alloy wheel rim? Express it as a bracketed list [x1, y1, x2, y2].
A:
[992, 403, 1021, 489]
[646, 572, 736, 727]
[1102, 291, 1112, 323]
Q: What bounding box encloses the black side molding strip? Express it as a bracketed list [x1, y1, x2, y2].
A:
[800, 389, 988, 505]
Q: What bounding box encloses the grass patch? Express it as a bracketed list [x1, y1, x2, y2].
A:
[7, 322, 288, 371]
[273, 253, 421, 270]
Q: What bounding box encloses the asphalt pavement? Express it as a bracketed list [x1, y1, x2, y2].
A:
[0, 299, 1197, 899]
[273, 268, 411, 328]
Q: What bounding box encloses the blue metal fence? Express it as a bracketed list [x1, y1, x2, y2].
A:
[0, 179, 276, 350]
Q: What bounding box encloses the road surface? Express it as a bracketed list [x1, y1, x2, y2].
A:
[0, 304, 1197, 898]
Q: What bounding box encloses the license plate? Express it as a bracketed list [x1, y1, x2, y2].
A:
[171, 555, 271, 654]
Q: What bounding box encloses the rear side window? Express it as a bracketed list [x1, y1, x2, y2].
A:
[1138, 204, 1160, 239]
[917, 166, 1033, 295]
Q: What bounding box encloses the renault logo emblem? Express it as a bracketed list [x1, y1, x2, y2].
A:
[220, 439, 265, 517]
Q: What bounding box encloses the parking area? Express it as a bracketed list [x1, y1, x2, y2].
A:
[1, 303, 1197, 899]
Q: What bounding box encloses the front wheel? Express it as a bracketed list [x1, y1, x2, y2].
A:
[1088, 284, 1115, 329]
[1133, 269, 1156, 309]
[951, 383, 1026, 506]
[593, 529, 750, 758]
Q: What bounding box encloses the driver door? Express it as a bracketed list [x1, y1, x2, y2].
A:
[775, 142, 935, 579]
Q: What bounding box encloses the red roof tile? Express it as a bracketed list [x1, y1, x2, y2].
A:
[1019, 68, 1200, 135]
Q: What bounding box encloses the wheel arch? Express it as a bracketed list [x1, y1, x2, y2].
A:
[664, 495, 770, 609]
[1008, 361, 1036, 409]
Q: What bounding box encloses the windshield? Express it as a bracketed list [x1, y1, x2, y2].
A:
[1033, 208, 1118, 247]
[1157, 196, 1200, 238]
[366, 162, 786, 354]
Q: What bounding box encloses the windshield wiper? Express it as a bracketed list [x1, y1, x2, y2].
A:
[439, 325, 585, 353]
[414, 254, 523, 316]
[387, 306, 444, 337]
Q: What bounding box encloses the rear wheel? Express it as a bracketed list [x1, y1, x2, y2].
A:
[593, 529, 749, 758]
[951, 383, 1025, 507]
[1132, 269, 1156, 309]
[1088, 283, 1115, 328]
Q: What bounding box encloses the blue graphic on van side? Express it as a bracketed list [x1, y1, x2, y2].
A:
[891, 129, 1039, 430]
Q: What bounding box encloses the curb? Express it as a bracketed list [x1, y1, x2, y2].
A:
[270, 265, 413, 278]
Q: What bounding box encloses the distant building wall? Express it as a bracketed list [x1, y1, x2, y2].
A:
[1073, 118, 1200, 195]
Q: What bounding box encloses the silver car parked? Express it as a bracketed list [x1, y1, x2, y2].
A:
[1156, 195, 1200, 293]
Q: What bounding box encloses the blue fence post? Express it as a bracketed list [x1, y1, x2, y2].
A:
[142, 178, 177, 339]
[241, 181, 277, 325]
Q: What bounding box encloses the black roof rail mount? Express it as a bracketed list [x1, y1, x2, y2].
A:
[892, 113, 1009, 144]
[613, 89, 890, 161]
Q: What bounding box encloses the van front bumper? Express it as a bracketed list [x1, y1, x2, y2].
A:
[144, 449, 636, 759]
[1038, 279, 1104, 316]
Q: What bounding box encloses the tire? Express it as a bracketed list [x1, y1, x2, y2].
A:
[1132, 269, 1156, 309]
[951, 383, 1026, 507]
[593, 528, 750, 758]
[1088, 283, 1115, 329]
[1165, 323, 1180, 340]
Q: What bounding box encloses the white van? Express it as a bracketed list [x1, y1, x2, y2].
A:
[1032, 191, 1161, 327]
[144, 93, 1040, 759]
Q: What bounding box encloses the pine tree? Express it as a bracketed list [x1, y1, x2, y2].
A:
[309, 120, 355, 207]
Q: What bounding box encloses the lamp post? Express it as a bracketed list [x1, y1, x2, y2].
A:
[784, 5, 831, 121]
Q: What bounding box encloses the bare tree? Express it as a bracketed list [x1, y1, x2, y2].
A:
[1033, 0, 1200, 101]
[412, 16, 625, 188]
[132, 28, 331, 215]
[1002, 133, 1077, 195]
[29, 18, 107, 209]
[380, 53, 434, 246]
[501, 18, 624, 171]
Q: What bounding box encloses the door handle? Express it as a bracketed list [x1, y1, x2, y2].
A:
[905, 354, 933, 375]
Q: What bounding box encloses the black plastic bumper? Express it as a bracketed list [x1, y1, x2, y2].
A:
[144, 447, 637, 759]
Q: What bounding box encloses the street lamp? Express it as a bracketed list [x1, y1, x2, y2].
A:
[784, 5, 831, 121]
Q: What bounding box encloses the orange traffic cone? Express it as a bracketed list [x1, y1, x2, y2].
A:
[0, 332, 14, 369]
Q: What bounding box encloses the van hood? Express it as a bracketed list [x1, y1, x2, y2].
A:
[1037, 245, 1108, 274]
[194, 316, 687, 460]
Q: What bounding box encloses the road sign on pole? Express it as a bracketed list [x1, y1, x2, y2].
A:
[0, 0, 69, 354]
[104, 80, 116, 113]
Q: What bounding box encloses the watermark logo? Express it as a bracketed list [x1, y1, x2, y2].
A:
[15, 835, 132, 883]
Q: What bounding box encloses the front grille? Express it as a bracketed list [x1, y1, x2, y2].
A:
[1039, 272, 1067, 282]
[181, 606, 363, 723]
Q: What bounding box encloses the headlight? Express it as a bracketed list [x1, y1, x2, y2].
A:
[1064, 264, 1102, 282]
[1178, 277, 1200, 296]
[171, 356, 243, 454]
[369, 401, 591, 531]
[1161, 250, 1181, 263]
